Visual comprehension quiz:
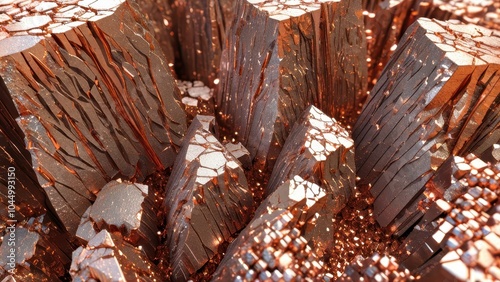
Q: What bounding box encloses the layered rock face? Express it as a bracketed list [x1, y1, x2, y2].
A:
[1, 0, 500, 281]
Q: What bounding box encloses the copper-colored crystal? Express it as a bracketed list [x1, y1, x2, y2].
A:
[415, 0, 500, 31]
[212, 176, 333, 281]
[0, 216, 70, 280]
[163, 115, 254, 281]
[400, 154, 500, 281]
[354, 18, 500, 234]
[363, 0, 415, 89]
[70, 230, 161, 281]
[75, 180, 158, 260]
[267, 105, 355, 214]
[168, 0, 235, 86]
[216, 0, 367, 170]
[0, 0, 186, 233]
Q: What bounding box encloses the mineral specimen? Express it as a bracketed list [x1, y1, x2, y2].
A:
[338, 253, 414, 281]
[354, 18, 500, 234]
[163, 115, 253, 281]
[267, 105, 355, 215]
[75, 180, 158, 260]
[416, 0, 500, 31]
[70, 230, 161, 281]
[0, 0, 186, 233]
[212, 176, 332, 281]
[363, 0, 415, 89]
[216, 0, 367, 170]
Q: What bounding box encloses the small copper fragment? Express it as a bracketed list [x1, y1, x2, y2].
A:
[216, 0, 367, 170]
[212, 176, 332, 281]
[163, 115, 254, 281]
[338, 253, 415, 281]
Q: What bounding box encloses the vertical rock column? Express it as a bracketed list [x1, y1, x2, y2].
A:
[163, 116, 254, 281]
[0, 0, 187, 234]
[354, 18, 500, 234]
[216, 0, 367, 170]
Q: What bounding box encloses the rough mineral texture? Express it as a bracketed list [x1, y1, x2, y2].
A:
[354, 18, 500, 234]
[136, 0, 177, 70]
[75, 180, 158, 260]
[163, 115, 254, 281]
[398, 154, 500, 280]
[363, 0, 415, 90]
[224, 141, 252, 170]
[70, 230, 161, 281]
[0, 0, 187, 234]
[267, 105, 355, 215]
[169, 0, 236, 86]
[338, 253, 414, 281]
[0, 216, 71, 280]
[416, 0, 500, 31]
[216, 0, 367, 170]
[212, 176, 333, 281]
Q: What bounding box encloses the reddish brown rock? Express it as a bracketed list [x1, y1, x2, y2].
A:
[75, 180, 158, 260]
[354, 18, 500, 234]
[164, 115, 253, 281]
[169, 0, 236, 86]
[216, 0, 367, 170]
[0, 0, 187, 234]
[212, 176, 333, 281]
[363, 0, 415, 90]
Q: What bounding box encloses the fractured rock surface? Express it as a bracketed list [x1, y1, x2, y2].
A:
[75, 180, 158, 260]
[216, 0, 367, 170]
[354, 18, 500, 234]
[212, 176, 333, 281]
[267, 105, 355, 214]
[0, 0, 187, 234]
[0, 216, 71, 280]
[70, 229, 161, 282]
[163, 115, 254, 281]
[416, 0, 500, 31]
[169, 0, 235, 86]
